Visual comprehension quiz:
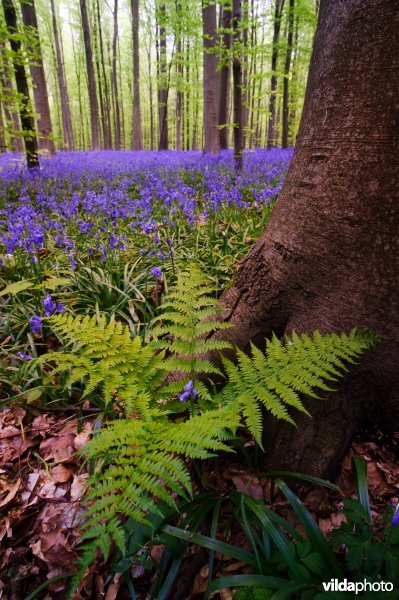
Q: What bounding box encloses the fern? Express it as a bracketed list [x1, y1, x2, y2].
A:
[216, 330, 377, 448]
[30, 313, 167, 417]
[150, 266, 233, 408]
[26, 268, 377, 595]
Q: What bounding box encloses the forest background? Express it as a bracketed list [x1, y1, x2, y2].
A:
[0, 0, 318, 157]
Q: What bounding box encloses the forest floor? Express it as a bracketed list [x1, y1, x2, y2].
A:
[1, 403, 398, 600]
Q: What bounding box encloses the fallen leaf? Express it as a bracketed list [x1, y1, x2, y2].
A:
[0, 478, 21, 508]
[51, 464, 73, 483]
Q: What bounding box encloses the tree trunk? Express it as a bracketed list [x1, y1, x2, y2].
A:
[281, 0, 294, 148]
[202, 0, 220, 154]
[21, 0, 56, 155]
[111, 0, 121, 150]
[0, 98, 7, 152]
[95, 0, 112, 149]
[175, 2, 183, 152]
[80, 0, 100, 150]
[157, 3, 168, 150]
[218, 3, 231, 150]
[50, 0, 74, 150]
[266, 0, 285, 149]
[2, 0, 39, 168]
[131, 0, 143, 150]
[0, 40, 24, 153]
[232, 0, 243, 169]
[217, 0, 399, 477]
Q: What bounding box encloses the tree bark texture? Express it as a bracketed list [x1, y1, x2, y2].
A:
[50, 0, 74, 150]
[80, 0, 100, 150]
[157, 3, 168, 150]
[217, 0, 399, 477]
[202, 0, 220, 154]
[232, 0, 243, 168]
[2, 0, 39, 168]
[266, 0, 285, 149]
[218, 3, 232, 150]
[112, 0, 121, 150]
[95, 0, 112, 149]
[281, 0, 294, 148]
[131, 0, 143, 150]
[21, 0, 56, 155]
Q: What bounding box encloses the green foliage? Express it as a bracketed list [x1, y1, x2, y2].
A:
[27, 268, 376, 596]
[161, 460, 399, 599]
[150, 265, 233, 407]
[217, 330, 377, 447]
[29, 312, 167, 414]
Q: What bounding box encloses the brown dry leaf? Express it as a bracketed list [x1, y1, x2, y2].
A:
[377, 460, 399, 488]
[105, 573, 122, 600]
[51, 464, 74, 483]
[222, 561, 246, 573]
[232, 475, 263, 501]
[318, 512, 346, 535]
[31, 414, 56, 435]
[366, 461, 386, 493]
[0, 478, 21, 508]
[70, 473, 89, 501]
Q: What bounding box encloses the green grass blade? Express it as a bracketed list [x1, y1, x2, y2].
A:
[352, 456, 371, 522]
[262, 470, 341, 493]
[276, 480, 343, 579]
[161, 525, 258, 568]
[206, 574, 289, 597]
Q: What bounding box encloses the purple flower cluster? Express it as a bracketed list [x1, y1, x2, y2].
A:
[0, 149, 292, 268]
[179, 380, 198, 403]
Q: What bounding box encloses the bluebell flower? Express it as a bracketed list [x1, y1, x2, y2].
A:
[179, 380, 198, 402]
[43, 294, 56, 316]
[17, 351, 32, 360]
[29, 315, 42, 334]
[392, 505, 399, 526]
[150, 266, 162, 279]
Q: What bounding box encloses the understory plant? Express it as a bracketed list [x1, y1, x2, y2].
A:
[25, 266, 377, 595]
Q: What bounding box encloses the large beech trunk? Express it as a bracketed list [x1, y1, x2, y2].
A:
[217, 0, 399, 477]
[202, 0, 220, 154]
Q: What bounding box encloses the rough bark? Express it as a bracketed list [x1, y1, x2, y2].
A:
[80, 0, 100, 150]
[281, 0, 294, 148]
[175, 2, 183, 152]
[50, 0, 74, 150]
[131, 0, 143, 150]
[232, 0, 243, 169]
[21, 0, 56, 155]
[217, 0, 399, 477]
[2, 0, 39, 168]
[218, 3, 232, 150]
[266, 0, 285, 149]
[202, 0, 220, 154]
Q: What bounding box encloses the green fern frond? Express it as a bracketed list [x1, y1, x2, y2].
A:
[217, 330, 376, 448]
[29, 313, 169, 416]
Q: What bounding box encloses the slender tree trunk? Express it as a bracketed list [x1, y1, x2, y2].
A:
[147, 44, 154, 150]
[157, 3, 168, 150]
[202, 0, 220, 153]
[131, 0, 143, 150]
[2, 0, 39, 168]
[95, 0, 112, 148]
[254, 18, 265, 147]
[80, 0, 100, 150]
[0, 98, 6, 152]
[241, 0, 249, 148]
[215, 0, 399, 477]
[218, 3, 232, 150]
[267, 0, 285, 149]
[50, 0, 74, 150]
[0, 40, 24, 152]
[111, 0, 121, 150]
[92, 11, 104, 148]
[117, 38, 125, 148]
[175, 2, 183, 152]
[281, 0, 294, 148]
[232, 0, 243, 169]
[21, 0, 56, 155]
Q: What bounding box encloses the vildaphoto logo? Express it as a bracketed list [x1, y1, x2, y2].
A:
[322, 579, 394, 594]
